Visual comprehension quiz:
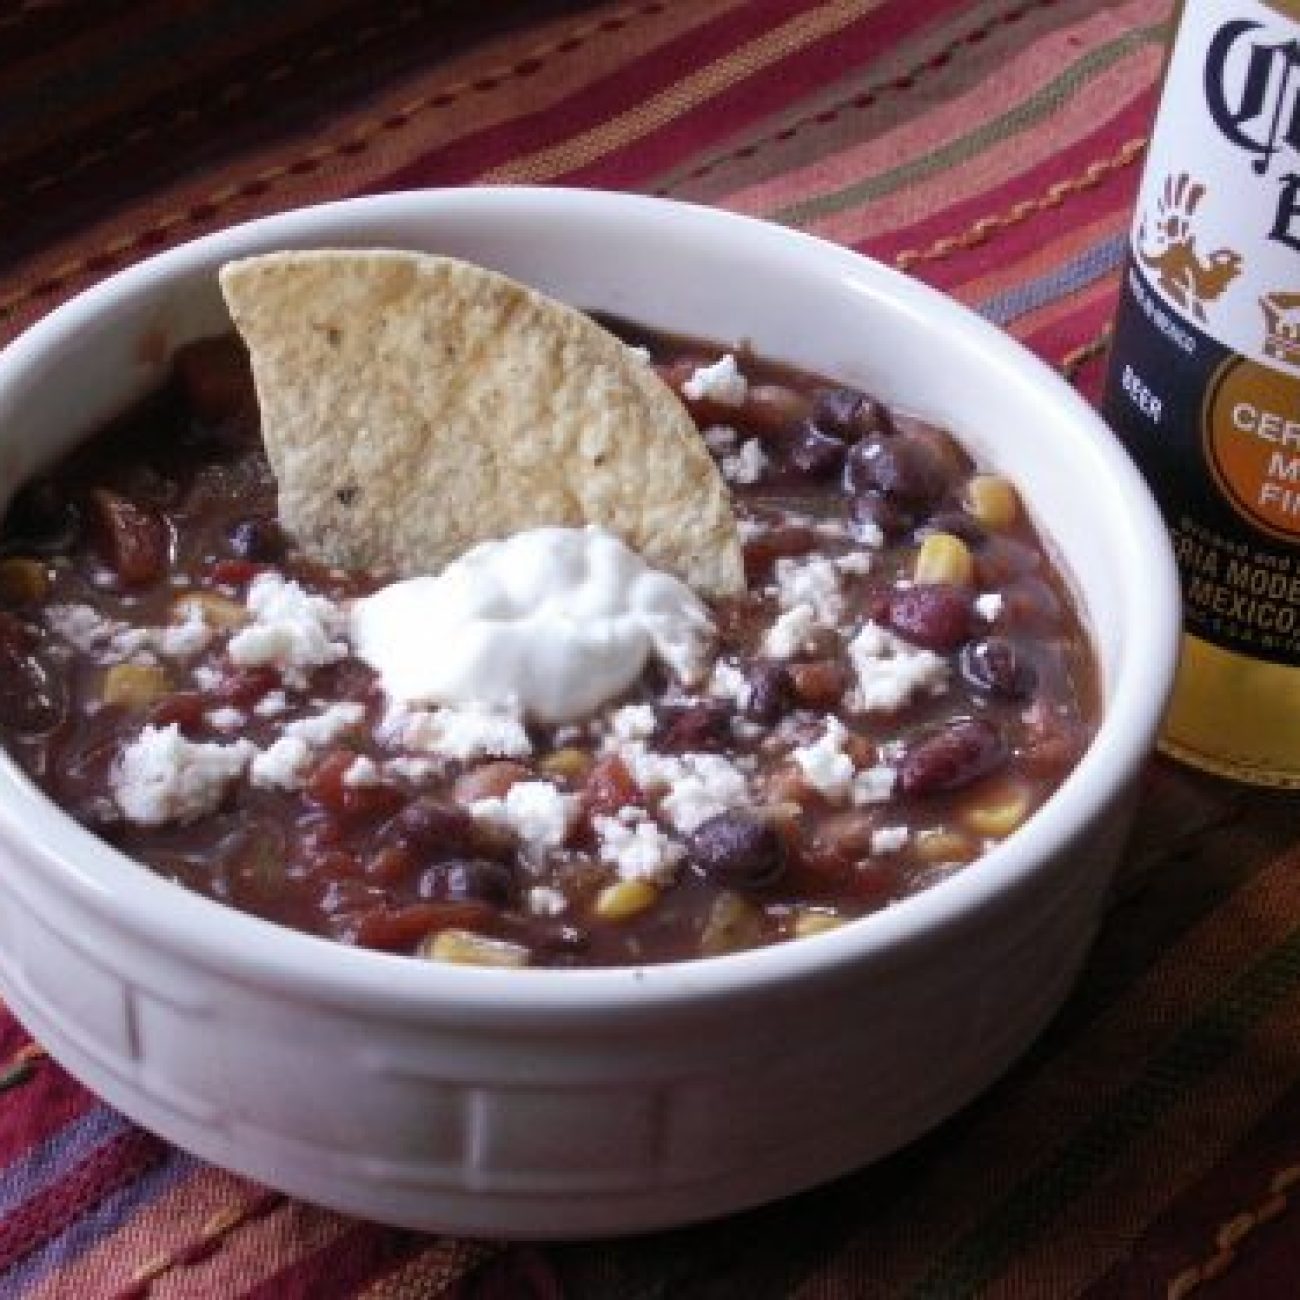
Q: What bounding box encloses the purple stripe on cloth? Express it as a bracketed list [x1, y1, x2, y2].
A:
[975, 231, 1127, 325]
[0, 1107, 130, 1218]
[1, 1148, 199, 1299]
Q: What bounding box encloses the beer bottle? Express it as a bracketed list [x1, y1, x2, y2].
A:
[1102, 0, 1300, 785]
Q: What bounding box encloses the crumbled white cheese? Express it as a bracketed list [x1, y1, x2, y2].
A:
[682, 353, 747, 405]
[707, 659, 752, 709]
[847, 621, 949, 712]
[250, 735, 312, 790]
[871, 825, 910, 855]
[721, 438, 769, 485]
[835, 551, 873, 576]
[608, 703, 658, 743]
[594, 808, 684, 884]
[527, 885, 568, 916]
[253, 690, 290, 717]
[703, 424, 739, 453]
[155, 601, 216, 658]
[282, 701, 365, 748]
[46, 604, 154, 665]
[850, 518, 886, 549]
[619, 744, 750, 834]
[974, 592, 1004, 622]
[793, 717, 856, 800]
[763, 603, 819, 659]
[851, 764, 897, 805]
[227, 573, 348, 686]
[387, 700, 532, 761]
[112, 724, 254, 826]
[383, 755, 443, 784]
[204, 707, 247, 732]
[343, 755, 382, 787]
[470, 781, 575, 854]
[773, 555, 843, 624]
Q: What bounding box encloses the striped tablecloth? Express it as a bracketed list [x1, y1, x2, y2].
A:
[5, 1, 1300, 1296]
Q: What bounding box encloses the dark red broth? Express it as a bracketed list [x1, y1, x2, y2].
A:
[0, 324, 1098, 967]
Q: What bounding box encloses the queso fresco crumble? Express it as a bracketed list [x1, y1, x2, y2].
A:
[0, 323, 1098, 967]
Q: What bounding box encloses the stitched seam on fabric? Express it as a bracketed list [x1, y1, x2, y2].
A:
[476, 0, 871, 184]
[1061, 324, 1112, 384]
[893, 136, 1147, 272]
[655, 0, 1065, 196]
[772, 20, 1164, 228]
[0, 1041, 46, 1093]
[1, 4, 428, 210]
[112, 1189, 283, 1300]
[1, 0, 668, 215]
[353, 1238, 501, 1298]
[1165, 1164, 1300, 1300]
[0, 0, 670, 327]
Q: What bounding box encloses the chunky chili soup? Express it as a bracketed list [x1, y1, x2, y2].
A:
[0, 323, 1098, 967]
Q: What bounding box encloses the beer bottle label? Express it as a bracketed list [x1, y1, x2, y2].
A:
[1106, 0, 1300, 666]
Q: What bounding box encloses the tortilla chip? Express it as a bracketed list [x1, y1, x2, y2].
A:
[218, 250, 744, 595]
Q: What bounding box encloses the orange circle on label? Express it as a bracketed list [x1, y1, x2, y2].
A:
[1205, 358, 1300, 542]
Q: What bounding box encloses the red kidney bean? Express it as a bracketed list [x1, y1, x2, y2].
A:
[307, 750, 404, 821]
[348, 900, 496, 952]
[742, 383, 814, 434]
[658, 702, 731, 752]
[687, 810, 786, 889]
[89, 488, 170, 586]
[786, 658, 850, 708]
[898, 718, 1006, 796]
[960, 637, 1037, 699]
[886, 583, 972, 652]
[582, 753, 640, 818]
[148, 691, 208, 732]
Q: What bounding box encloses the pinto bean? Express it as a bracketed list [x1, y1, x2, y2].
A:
[886, 583, 972, 652]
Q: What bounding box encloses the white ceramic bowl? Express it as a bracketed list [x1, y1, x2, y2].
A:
[0, 189, 1179, 1238]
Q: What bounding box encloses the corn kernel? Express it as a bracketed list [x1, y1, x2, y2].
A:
[914, 827, 975, 866]
[101, 663, 171, 709]
[0, 557, 50, 605]
[793, 908, 845, 938]
[593, 879, 659, 921]
[172, 591, 247, 630]
[965, 474, 1021, 530]
[961, 783, 1032, 839]
[539, 747, 592, 782]
[421, 929, 530, 967]
[699, 891, 764, 955]
[914, 531, 974, 587]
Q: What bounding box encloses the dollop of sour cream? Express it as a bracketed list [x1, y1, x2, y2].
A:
[349, 526, 715, 724]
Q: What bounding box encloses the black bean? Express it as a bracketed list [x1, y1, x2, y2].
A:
[813, 387, 894, 441]
[922, 510, 988, 549]
[390, 797, 478, 857]
[418, 858, 514, 905]
[849, 489, 912, 539]
[1, 481, 82, 555]
[745, 661, 794, 724]
[688, 810, 786, 889]
[0, 615, 65, 734]
[228, 516, 287, 562]
[886, 584, 972, 652]
[898, 719, 1006, 796]
[789, 422, 848, 478]
[844, 435, 947, 507]
[960, 637, 1037, 699]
